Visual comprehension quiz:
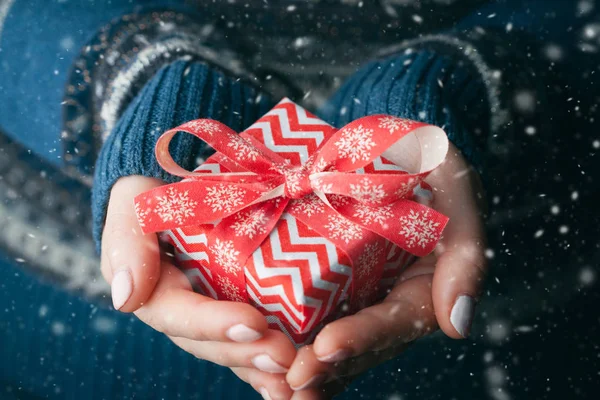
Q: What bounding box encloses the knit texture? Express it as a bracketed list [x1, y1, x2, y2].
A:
[91, 60, 273, 250]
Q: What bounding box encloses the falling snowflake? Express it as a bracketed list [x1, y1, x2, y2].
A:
[184, 120, 221, 136]
[334, 124, 376, 163]
[356, 277, 378, 306]
[135, 202, 150, 228]
[357, 242, 384, 279]
[325, 215, 363, 244]
[203, 184, 246, 213]
[399, 210, 440, 248]
[378, 116, 413, 134]
[227, 135, 260, 161]
[350, 178, 386, 204]
[213, 239, 242, 274]
[353, 204, 394, 226]
[217, 276, 244, 302]
[290, 194, 325, 217]
[154, 187, 198, 224]
[231, 209, 269, 239]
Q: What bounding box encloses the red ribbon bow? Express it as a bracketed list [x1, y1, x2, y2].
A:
[135, 100, 449, 308]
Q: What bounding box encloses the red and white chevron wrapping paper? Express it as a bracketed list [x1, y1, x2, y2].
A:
[135, 99, 449, 346]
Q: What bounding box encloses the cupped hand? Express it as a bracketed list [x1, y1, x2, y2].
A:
[100, 176, 298, 396]
[285, 143, 488, 397]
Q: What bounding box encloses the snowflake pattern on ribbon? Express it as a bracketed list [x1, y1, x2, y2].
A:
[135, 202, 150, 228]
[353, 204, 394, 227]
[217, 276, 244, 302]
[328, 194, 350, 207]
[184, 120, 221, 136]
[357, 242, 384, 279]
[334, 124, 376, 163]
[203, 184, 246, 213]
[231, 209, 269, 239]
[349, 178, 386, 204]
[154, 187, 198, 225]
[290, 194, 325, 217]
[395, 177, 421, 199]
[213, 239, 242, 274]
[325, 215, 364, 244]
[228, 135, 260, 162]
[399, 210, 441, 249]
[378, 116, 414, 134]
[356, 277, 379, 306]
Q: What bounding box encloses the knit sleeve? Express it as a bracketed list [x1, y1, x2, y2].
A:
[91, 60, 271, 252]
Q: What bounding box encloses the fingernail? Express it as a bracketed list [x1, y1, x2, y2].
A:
[316, 348, 352, 363]
[252, 354, 288, 374]
[291, 373, 328, 391]
[111, 269, 133, 310]
[226, 324, 262, 343]
[259, 387, 272, 400]
[450, 295, 475, 338]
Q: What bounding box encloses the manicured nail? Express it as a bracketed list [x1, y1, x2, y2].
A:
[450, 295, 475, 338]
[226, 324, 262, 343]
[111, 269, 133, 310]
[259, 387, 272, 400]
[291, 373, 328, 391]
[252, 354, 288, 374]
[316, 348, 352, 363]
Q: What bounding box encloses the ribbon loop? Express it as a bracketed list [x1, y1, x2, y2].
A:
[282, 166, 313, 199]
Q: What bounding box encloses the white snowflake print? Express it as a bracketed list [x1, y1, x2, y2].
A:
[135, 202, 150, 228]
[399, 210, 441, 248]
[378, 116, 413, 134]
[154, 187, 198, 225]
[282, 168, 305, 197]
[334, 124, 376, 163]
[217, 276, 244, 302]
[290, 194, 325, 217]
[231, 209, 269, 239]
[325, 215, 363, 244]
[328, 194, 350, 207]
[313, 157, 328, 171]
[353, 204, 394, 227]
[356, 277, 378, 307]
[313, 177, 333, 193]
[185, 120, 221, 136]
[394, 177, 421, 198]
[357, 242, 384, 279]
[203, 184, 246, 213]
[213, 239, 242, 275]
[227, 135, 260, 161]
[349, 178, 386, 204]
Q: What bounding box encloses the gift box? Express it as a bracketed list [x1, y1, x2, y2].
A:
[135, 99, 449, 346]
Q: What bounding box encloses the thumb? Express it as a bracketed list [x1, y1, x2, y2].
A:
[101, 176, 165, 312]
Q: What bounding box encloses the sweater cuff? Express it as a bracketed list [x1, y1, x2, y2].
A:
[91, 60, 272, 252]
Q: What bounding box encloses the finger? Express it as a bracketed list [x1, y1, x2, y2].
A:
[168, 329, 296, 372]
[231, 367, 295, 400]
[427, 143, 487, 338]
[285, 346, 335, 391]
[135, 262, 268, 342]
[290, 272, 436, 385]
[101, 176, 164, 312]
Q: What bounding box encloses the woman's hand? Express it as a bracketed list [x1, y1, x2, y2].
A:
[286, 143, 488, 397]
[100, 176, 298, 384]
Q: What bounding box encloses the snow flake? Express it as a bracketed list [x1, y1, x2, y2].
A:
[399, 210, 440, 249]
[357, 242, 384, 279]
[378, 116, 413, 134]
[231, 209, 269, 239]
[184, 120, 221, 136]
[213, 239, 242, 275]
[227, 135, 260, 161]
[154, 187, 198, 225]
[313, 177, 333, 193]
[217, 276, 244, 302]
[203, 184, 246, 213]
[325, 215, 363, 244]
[328, 194, 350, 207]
[135, 202, 150, 228]
[314, 157, 328, 171]
[334, 124, 376, 163]
[290, 194, 325, 217]
[353, 204, 394, 227]
[350, 178, 386, 204]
